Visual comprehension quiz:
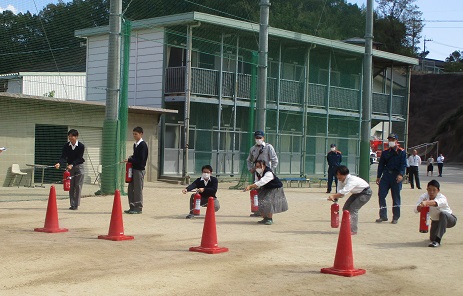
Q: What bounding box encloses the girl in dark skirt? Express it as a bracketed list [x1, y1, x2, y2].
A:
[427, 156, 434, 176]
[244, 160, 288, 225]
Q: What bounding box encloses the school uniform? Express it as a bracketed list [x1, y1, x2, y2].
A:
[415, 192, 457, 244]
[254, 167, 288, 215]
[127, 139, 148, 213]
[58, 140, 85, 209]
[337, 174, 372, 233]
[185, 176, 220, 214]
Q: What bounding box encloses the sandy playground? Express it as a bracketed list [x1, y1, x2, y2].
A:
[0, 175, 462, 296]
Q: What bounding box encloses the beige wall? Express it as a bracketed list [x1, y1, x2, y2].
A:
[0, 96, 162, 186]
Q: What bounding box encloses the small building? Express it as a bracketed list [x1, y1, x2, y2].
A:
[75, 12, 418, 177]
[0, 72, 86, 101]
[0, 93, 177, 187]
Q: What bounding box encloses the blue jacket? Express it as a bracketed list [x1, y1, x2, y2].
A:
[327, 151, 342, 168]
[377, 147, 407, 178]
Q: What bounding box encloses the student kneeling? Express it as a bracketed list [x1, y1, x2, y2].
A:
[182, 165, 220, 219]
[415, 180, 457, 247]
[327, 165, 372, 235]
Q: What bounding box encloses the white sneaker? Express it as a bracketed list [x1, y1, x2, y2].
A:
[428, 241, 440, 247]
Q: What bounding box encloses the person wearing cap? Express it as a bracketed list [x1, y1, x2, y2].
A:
[376, 133, 407, 224]
[414, 180, 457, 247]
[246, 130, 279, 217]
[326, 143, 342, 193]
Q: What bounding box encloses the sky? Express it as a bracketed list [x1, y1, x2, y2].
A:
[1, 0, 462, 61]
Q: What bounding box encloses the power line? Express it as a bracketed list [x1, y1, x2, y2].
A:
[422, 20, 463, 23]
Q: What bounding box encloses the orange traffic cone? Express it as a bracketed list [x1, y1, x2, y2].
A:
[321, 210, 366, 277]
[34, 186, 68, 233]
[189, 197, 228, 254]
[98, 190, 134, 241]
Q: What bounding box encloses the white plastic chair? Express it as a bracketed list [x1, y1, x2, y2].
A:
[9, 164, 28, 187]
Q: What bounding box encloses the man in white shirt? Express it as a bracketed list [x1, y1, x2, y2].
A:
[408, 149, 422, 189]
[415, 180, 457, 247]
[437, 154, 445, 177]
[328, 165, 372, 234]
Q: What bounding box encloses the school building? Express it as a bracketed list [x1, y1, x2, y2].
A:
[75, 12, 418, 178]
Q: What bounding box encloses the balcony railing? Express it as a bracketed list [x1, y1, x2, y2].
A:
[165, 67, 406, 117]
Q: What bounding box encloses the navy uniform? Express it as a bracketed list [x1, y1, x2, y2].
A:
[326, 144, 342, 193]
[376, 134, 407, 223]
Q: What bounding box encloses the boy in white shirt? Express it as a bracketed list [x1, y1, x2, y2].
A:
[328, 165, 372, 234]
[415, 180, 457, 247]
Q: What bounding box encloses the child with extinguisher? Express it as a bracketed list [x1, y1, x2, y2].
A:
[244, 160, 288, 225]
[414, 180, 457, 247]
[182, 165, 220, 219]
[54, 129, 85, 210]
[124, 126, 148, 214]
[327, 166, 371, 235]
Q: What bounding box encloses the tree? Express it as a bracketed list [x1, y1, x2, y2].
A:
[444, 51, 463, 72]
[374, 0, 423, 57]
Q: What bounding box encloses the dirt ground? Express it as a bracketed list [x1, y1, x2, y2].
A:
[0, 174, 462, 296]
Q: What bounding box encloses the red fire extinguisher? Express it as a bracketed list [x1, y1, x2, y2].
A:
[331, 200, 340, 228]
[193, 192, 202, 215]
[125, 162, 133, 183]
[419, 206, 430, 233]
[63, 170, 71, 191]
[250, 189, 259, 212]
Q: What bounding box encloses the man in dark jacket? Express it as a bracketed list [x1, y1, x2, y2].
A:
[326, 143, 342, 193]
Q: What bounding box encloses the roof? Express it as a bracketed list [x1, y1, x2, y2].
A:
[0, 93, 178, 115]
[0, 72, 86, 79]
[75, 11, 418, 66]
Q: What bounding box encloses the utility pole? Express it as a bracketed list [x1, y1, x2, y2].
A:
[256, 0, 270, 132]
[101, 0, 122, 194]
[359, 0, 373, 181]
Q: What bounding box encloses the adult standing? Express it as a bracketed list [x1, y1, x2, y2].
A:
[54, 129, 85, 210]
[408, 149, 422, 189]
[437, 153, 444, 177]
[376, 133, 407, 224]
[427, 155, 434, 176]
[326, 143, 342, 193]
[246, 130, 278, 216]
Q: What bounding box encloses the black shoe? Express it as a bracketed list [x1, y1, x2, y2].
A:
[375, 217, 388, 223]
[417, 187, 422, 189]
[124, 209, 132, 214]
[326, 190, 331, 193]
[250, 212, 260, 217]
[185, 214, 195, 219]
[69, 207, 77, 210]
[391, 219, 398, 224]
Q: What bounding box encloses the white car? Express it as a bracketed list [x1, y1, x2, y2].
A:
[370, 148, 377, 164]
